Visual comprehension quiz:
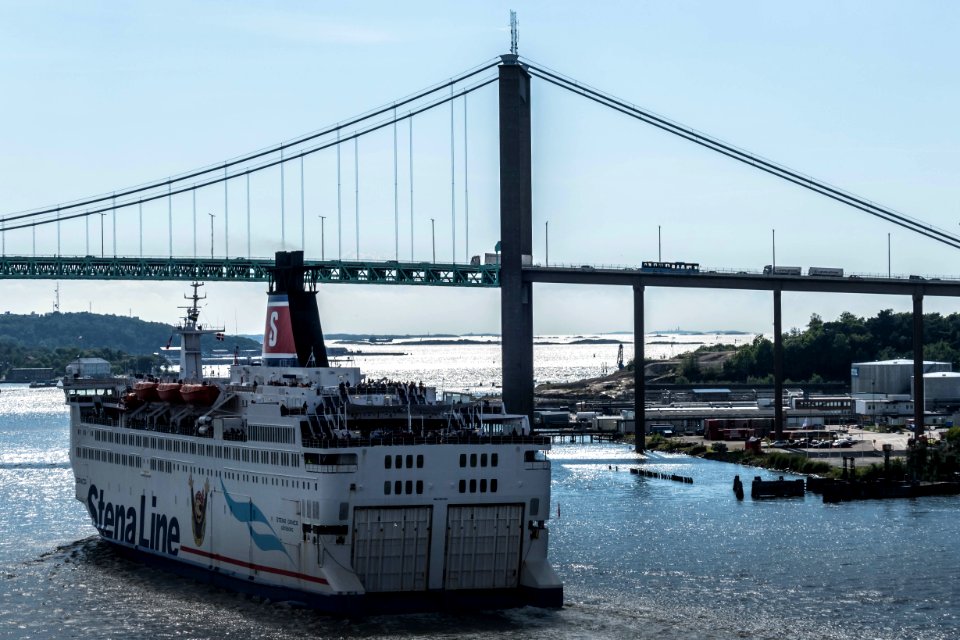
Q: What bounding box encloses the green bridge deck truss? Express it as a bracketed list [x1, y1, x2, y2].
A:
[0, 256, 500, 287]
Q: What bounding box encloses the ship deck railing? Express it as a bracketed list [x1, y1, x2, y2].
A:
[300, 433, 550, 449]
[79, 410, 215, 438]
[81, 413, 118, 428]
[304, 463, 359, 474]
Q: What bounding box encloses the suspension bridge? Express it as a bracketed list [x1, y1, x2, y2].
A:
[4, 52, 960, 449]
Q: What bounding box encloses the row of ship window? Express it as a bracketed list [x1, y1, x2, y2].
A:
[149, 459, 319, 490]
[384, 480, 424, 495]
[87, 428, 300, 468]
[384, 454, 424, 469]
[76, 446, 142, 469]
[382, 453, 501, 471]
[459, 478, 498, 493]
[460, 452, 499, 468]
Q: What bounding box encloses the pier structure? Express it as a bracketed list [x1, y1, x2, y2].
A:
[527, 266, 952, 450]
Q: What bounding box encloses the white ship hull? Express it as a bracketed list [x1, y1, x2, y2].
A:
[67, 374, 562, 613]
[65, 253, 561, 613]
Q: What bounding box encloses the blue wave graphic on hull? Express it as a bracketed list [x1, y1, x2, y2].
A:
[220, 479, 292, 563]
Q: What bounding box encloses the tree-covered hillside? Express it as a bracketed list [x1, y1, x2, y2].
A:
[0, 311, 166, 353]
[0, 311, 260, 378]
[679, 309, 960, 384]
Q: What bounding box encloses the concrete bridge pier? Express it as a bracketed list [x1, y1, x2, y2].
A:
[774, 287, 784, 440]
[498, 55, 534, 422]
[634, 284, 646, 453]
[913, 293, 924, 440]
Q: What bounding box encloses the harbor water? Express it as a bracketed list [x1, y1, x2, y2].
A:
[329, 332, 753, 395]
[1, 344, 958, 639]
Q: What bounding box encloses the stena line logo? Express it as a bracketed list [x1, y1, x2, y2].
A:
[87, 484, 180, 556]
[262, 295, 296, 358]
[268, 311, 279, 346]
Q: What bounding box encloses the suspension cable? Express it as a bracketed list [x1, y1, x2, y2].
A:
[2, 75, 498, 232]
[523, 58, 960, 251]
[4, 58, 501, 221]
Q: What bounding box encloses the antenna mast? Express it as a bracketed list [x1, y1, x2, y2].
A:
[510, 10, 518, 55]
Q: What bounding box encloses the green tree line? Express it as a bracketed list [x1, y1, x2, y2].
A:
[677, 309, 960, 384]
[0, 344, 163, 377]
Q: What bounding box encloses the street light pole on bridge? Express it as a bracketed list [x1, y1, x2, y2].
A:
[208, 213, 216, 259]
[430, 218, 436, 263]
[319, 215, 326, 261]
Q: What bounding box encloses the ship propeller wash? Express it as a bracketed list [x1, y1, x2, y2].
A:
[65, 251, 562, 613]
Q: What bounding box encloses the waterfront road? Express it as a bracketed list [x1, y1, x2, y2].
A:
[684, 426, 942, 468]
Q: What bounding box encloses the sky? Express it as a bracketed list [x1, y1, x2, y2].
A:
[0, 1, 958, 337]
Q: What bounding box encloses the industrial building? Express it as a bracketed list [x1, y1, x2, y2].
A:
[64, 358, 111, 378]
[851, 359, 950, 396]
[3, 367, 54, 383]
[922, 371, 960, 410]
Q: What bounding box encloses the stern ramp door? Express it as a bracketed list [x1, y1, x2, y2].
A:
[352, 506, 431, 592]
[444, 504, 523, 590]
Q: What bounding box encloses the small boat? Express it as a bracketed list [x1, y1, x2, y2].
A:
[180, 382, 219, 406]
[157, 382, 183, 404]
[133, 380, 159, 402]
[29, 380, 59, 388]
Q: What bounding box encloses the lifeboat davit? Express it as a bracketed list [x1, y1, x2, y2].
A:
[134, 380, 159, 402]
[180, 382, 220, 406]
[122, 392, 143, 410]
[157, 382, 183, 404]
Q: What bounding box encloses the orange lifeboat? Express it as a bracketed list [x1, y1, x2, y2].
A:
[157, 382, 183, 404]
[180, 382, 220, 406]
[134, 380, 159, 402]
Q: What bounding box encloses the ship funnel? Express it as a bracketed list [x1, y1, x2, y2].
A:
[263, 251, 330, 368]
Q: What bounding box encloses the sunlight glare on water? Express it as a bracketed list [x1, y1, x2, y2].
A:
[0, 353, 957, 639]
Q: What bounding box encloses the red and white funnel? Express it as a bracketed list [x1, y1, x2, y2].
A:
[262, 293, 298, 367]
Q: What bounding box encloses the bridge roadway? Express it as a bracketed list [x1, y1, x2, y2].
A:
[523, 265, 960, 296]
[521, 263, 958, 448]
[3, 255, 959, 296]
[0, 255, 500, 287]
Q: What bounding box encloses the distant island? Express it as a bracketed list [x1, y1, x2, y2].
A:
[648, 330, 752, 336]
[338, 338, 498, 346]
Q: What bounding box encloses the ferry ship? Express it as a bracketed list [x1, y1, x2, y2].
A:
[65, 252, 562, 614]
